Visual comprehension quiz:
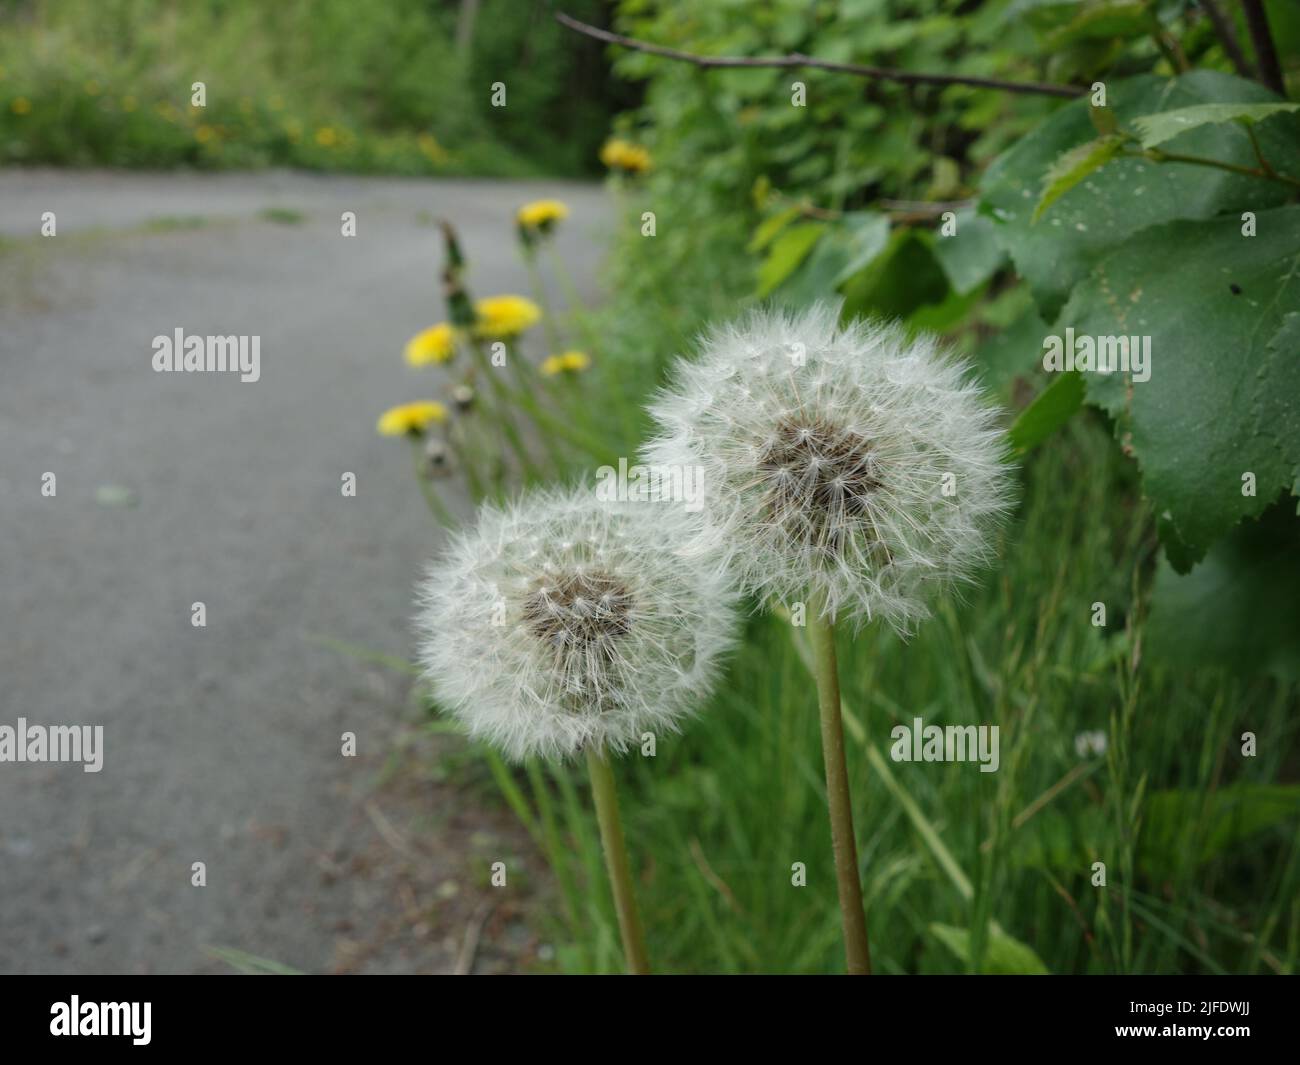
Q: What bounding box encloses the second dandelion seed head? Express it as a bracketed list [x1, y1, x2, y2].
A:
[417, 486, 737, 763]
[644, 303, 1014, 634]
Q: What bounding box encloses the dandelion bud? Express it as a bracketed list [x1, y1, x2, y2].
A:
[644, 304, 1014, 633]
[416, 487, 737, 762]
[451, 384, 475, 412]
[422, 438, 453, 479]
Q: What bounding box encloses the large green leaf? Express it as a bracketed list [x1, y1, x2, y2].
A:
[1148, 503, 1300, 681]
[756, 222, 825, 298]
[929, 923, 1051, 974]
[1064, 206, 1300, 570]
[982, 71, 1300, 318]
[1133, 102, 1300, 149]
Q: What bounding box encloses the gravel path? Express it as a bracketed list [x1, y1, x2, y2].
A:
[0, 168, 611, 973]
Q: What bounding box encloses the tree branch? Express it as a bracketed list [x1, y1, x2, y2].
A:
[1242, 0, 1285, 96]
[1198, 0, 1253, 79]
[554, 10, 1086, 99]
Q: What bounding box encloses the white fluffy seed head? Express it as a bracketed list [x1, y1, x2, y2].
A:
[643, 303, 1015, 634]
[416, 485, 738, 763]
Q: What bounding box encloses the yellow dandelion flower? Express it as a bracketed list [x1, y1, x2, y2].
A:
[404, 322, 459, 366]
[541, 350, 591, 376]
[377, 401, 448, 437]
[314, 126, 338, 147]
[517, 199, 569, 230]
[121, 95, 137, 112]
[473, 295, 542, 340]
[600, 137, 651, 174]
[417, 132, 447, 163]
[195, 124, 216, 144]
[11, 96, 31, 115]
[84, 80, 101, 96]
[599, 137, 629, 168]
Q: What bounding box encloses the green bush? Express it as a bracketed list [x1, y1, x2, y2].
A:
[0, 0, 619, 175]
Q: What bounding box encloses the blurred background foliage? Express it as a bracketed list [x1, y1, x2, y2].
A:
[0, 0, 634, 174]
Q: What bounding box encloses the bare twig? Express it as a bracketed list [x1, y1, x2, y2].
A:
[1242, 0, 1285, 95]
[1198, 0, 1254, 78]
[454, 900, 496, 975]
[555, 10, 1085, 99]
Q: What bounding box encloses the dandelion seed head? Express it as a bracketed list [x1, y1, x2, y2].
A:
[416, 486, 737, 762]
[644, 304, 1015, 633]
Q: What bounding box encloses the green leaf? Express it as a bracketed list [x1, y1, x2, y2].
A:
[830, 211, 891, 287]
[1139, 784, 1300, 878]
[974, 302, 1051, 396]
[1033, 135, 1123, 222]
[1066, 206, 1300, 570]
[765, 212, 891, 308]
[1133, 102, 1300, 149]
[756, 222, 824, 298]
[1007, 371, 1084, 455]
[982, 71, 1300, 318]
[748, 204, 802, 253]
[839, 230, 949, 323]
[929, 924, 1051, 974]
[1148, 503, 1300, 682]
[932, 207, 1007, 294]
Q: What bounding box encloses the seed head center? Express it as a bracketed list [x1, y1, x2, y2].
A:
[758, 417, 882, 522]
[523, 571, 634, 649]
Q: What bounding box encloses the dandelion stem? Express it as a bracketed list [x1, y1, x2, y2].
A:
[410, 439, 455, 528]
[806, 589, 872, 974]
[585, 747, 650, 974]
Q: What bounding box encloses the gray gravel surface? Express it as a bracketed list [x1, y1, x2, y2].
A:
[0, 168, 611, 974]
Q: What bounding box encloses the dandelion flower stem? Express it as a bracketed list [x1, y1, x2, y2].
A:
[807, 589, 872, 974]
[410, 439, 455, 528]
[585, 747, 650, 975]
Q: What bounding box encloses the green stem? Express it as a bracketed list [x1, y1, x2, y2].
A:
[410, 438, 455, 528]
[468, 342, 541, 481]
[505, 342, 566, 475]
[806, 589, 872, 975]
[585, 747, 650, 975]
[1134, 146, 1300, 189]
[447, 415, 486, 502]
[523, 250, 566, 355]
[499, 380, 620, 466]
[547, 244, 605, 352]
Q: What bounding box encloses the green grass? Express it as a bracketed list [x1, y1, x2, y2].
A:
[257, 207, 304, 226]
